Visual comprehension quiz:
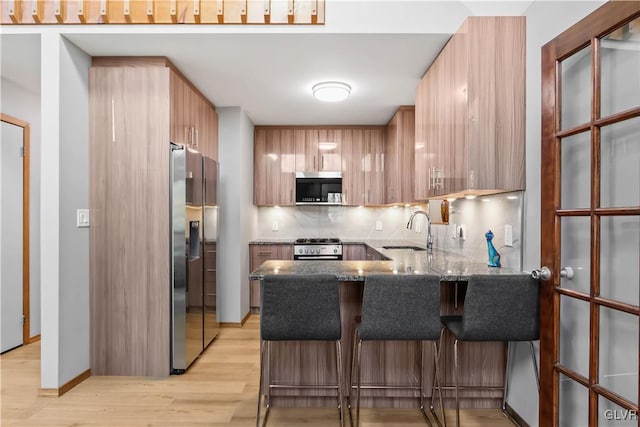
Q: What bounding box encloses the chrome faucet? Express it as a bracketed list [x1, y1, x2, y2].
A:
[407, 210, 433, 254]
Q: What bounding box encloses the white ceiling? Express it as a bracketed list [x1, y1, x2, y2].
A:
[1, 1, 536, 126]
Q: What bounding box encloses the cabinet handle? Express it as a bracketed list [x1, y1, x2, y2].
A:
[321, 155, 324, 169]
[367, 189, 371, 203]
[195, 128, 199, 147]
[313, 155, 317, 170]
[258, 251, 273, 255]
[290, 189, 293, 203]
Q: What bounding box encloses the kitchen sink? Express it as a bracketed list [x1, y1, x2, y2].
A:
[382, 245, 426, 251]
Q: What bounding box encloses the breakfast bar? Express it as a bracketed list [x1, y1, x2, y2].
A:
[249, 246, 527, 410]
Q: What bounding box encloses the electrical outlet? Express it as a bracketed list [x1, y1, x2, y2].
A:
[505, 224, 513, 247]
[458, 224, 466, 241]
[375, 220, 383, 231]
[450, 223, 457, 239]
[77, 209, 90, 228]
[272, 221, 279, 231]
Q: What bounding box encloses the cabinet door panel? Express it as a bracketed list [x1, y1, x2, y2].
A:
[342, 129, 365, 206]
[170, 72, 186, 146]
[318, 129, 342, 171]
[364, 129, 385, 205]
[295, 129, 319, 171]
[385, 113, 400, 204]
[254, 129, 295, 206]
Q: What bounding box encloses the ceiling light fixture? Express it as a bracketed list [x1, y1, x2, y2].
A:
[312, 81, 351, 102]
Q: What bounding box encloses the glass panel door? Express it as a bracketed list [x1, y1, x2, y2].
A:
[541, 5, 640, 426]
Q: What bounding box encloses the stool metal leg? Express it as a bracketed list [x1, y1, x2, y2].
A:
[256, 340, 268, 427]
[419, 341, 434, 426]
[529, 341, 540, 391]
[454, 339, 460, 427]
[430, 327, 445, 412]
[432, 340, 447, 427]
[502, 341, 511, 412]
[355, 338, 363, 427]
[336, 340, 345, 427]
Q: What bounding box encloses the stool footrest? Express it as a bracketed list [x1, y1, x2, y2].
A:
[269, 384, 339, 389]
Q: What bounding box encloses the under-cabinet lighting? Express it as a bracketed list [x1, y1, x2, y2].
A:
[481, 198, 491, 202]
[312, 81, 351, 102]
[446, 198, 456, 202]
[507, 195, 519, 200]
[404, 204, 411, 208]
[318, 142, 337, 150]
[464, 194, 477, 200]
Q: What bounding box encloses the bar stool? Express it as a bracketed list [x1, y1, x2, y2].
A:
[256, 274, 344, 427]
[351, 274, 446, 427]
[439, 274, 540, 427]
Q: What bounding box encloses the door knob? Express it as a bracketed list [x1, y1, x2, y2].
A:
[531, 266, 552, 281]
[560, 266, 574, 280]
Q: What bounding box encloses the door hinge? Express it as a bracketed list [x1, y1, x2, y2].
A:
[22, 314, 26, 325]
[20, 146, 25, 157]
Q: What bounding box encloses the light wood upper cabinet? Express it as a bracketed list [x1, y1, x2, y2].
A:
[294, 129, 318, 171]
[364, 128, 385, 205]
[385, 107, 415, 204]
[168, 68, 218, 161]
[295, 128, 341, 172]
[318, 129, 342, 171]
[341, 128, 385, 206]
[340, 129, 365, 206]
[255, 126, 383, 206]
[254, 128, 295, 206]
[415, 16, 525, 199]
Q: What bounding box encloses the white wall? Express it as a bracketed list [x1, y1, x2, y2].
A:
[58, 37, 91, 385]
[511, 2, 606, 425]
[217, 107, 257, 323]
[0, 75, 41, 338]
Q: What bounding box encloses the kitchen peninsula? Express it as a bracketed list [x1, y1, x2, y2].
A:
[249, 242, 527, 410]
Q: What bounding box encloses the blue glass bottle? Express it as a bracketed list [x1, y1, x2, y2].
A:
[485, 230, 501, 267]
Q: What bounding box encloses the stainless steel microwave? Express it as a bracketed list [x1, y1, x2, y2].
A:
[295, 172, 342, 205]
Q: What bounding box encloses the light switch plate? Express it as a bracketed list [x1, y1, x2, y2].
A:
[77, 209, 90, 228]
[272, 221, 279, 231]
[505, 224, 513, 247]
[375, 220, 383, 231]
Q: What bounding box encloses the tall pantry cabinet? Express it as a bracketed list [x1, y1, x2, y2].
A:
[89, 57, 218, 377]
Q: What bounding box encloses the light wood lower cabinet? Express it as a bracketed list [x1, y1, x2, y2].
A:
[342, 243, 367, 260]
[249, 243, 293, 311]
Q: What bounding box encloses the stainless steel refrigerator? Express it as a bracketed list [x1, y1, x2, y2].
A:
[170, 144, 219, 374]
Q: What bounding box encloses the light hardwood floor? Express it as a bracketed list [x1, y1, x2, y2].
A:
[1, 315, 516, 426]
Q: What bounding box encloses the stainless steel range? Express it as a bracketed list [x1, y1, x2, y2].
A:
[293, 238, 343, 260]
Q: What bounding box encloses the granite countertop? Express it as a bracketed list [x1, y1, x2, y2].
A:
[249, 239, 524, 281]
[249, 239, 296, 245]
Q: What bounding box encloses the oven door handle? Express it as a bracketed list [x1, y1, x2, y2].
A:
[294, 256, 341, 260]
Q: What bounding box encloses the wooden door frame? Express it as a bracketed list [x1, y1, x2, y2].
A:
[540, 2, 640, 425]
[1, 113, 31, 346]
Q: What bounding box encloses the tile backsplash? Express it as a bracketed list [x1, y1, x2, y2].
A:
[255, 191, 523, 270]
